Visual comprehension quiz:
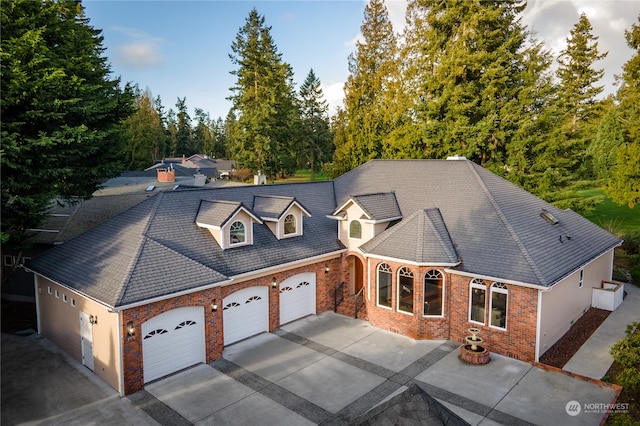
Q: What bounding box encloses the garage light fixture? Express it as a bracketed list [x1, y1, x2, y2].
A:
[325, 265, 330, 274]
[272, 277, 278, 289]
[126, 321, 135, 340]
[89, 315, 98, 325]
[211, 299, 218, 312]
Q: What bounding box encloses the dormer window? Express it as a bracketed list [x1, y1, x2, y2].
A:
[349, 220, 362, 239]
[230, 221, 246, 245]
[284, 214, 296, 235]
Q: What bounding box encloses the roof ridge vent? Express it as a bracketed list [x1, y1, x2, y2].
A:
[446, 155, 467, 161]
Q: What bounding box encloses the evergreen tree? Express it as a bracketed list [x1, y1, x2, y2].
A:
[608, 15, 640, 208]
[123, 87, 165, 169]
[166, 109, 178, 157]
[193, 108, 213, 156]
[298, 69, 333, 180]
[175, 97, 192, 156]
[414, 0, 531, 169]
[587, 101, 623, 181]
[228, 8, 299, 178]
[1, 0, 134, 252]
[335, 0, 399, 173]
[211, 117, 227, 159]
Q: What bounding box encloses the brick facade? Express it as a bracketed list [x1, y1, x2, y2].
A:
[362, 257, 539, 363]
[121, 257, 345, 395]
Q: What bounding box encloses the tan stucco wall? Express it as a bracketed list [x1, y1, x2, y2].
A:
[539, 249, 614, 356]
[36, 276, 122, 393]
[221, 210, 255, 246]
[339, 204, 375, 251]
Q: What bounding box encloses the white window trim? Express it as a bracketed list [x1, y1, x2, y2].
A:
[469, 279, 486, 325]
[228, 220, 249, 247]
[578, 269, 584, 288]
[397, 267, 414, 316]
[62, 294, 68, 303]
[376, 263, 393, 310]
[281, 213, 300, 238]
[71, 298, 76, 307]
[3, 255, 14, 266]
[489, 282, 508, 331]
[47, 286, 52, 295]
[55, 290, 60, 299]
[423, 270, 445, 318]
[349, 220, 362, 240]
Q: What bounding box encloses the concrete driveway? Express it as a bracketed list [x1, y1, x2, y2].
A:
[2, 312, 620, 426]
[141, 313, 618, 425]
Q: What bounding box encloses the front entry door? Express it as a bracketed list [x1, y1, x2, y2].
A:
[354, 257, 364, 294]
[79, 312, 94, 371]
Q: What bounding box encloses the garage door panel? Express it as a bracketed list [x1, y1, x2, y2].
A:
[223, 287, 269, 346]
[280, 273, 316, 325]
[142, 307, 205, 383]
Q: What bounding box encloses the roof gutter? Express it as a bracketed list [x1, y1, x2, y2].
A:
[443, 268, 552, 291]
[109, 277, 235, 312]
[365, 253, 460, 268]
[227, 250, 347, 283]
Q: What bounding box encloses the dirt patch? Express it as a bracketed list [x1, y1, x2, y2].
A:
[539, 307, 611, 368]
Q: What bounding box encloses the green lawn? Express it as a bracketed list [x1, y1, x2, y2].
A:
[579, 189, 640, 234]
[274, 169, 329, 183]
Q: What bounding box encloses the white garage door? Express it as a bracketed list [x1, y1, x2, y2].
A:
[223, 286, 269, 345]
[280, 272, 316, 325]
[142, 306, 205, 383]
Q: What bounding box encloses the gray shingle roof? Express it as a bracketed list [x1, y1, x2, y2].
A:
[27, 159, 622, 308]
[360, 208, 459, 265]
[336, 192, 401, 222]
[252, 195, 310, 220]
[196, 200, 245, 228]
[28, 181, 344, 308]
[335, 160, 621, 287]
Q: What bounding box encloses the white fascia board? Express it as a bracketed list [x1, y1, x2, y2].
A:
[443, 268, 551, 291]
[289, 201, 312, 218]
[221, 206, 263, 228]
[227, 250, 347, 284]
[364, 253, 459, 268]
[361, 216, 403, 225]
[110, 278, 234, 312]
[28, 270, 117, 309]
[326, 214, 347, 221]
[195, 222, 221, 231]
[546, 244, 621, 290]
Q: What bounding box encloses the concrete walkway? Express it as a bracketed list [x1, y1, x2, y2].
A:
[564, 282, 640, 379]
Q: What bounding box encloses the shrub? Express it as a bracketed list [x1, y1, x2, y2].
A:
[610, 322, 640, 391]
[622, 231, 640, 255]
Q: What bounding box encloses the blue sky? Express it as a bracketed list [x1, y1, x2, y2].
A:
[83, 1, 639, 120]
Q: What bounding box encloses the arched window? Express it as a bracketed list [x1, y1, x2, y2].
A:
[490, 282, 508, 329]
[377, 263, 392, 308]
[229, 221, 246, 244]
[424, 270, 444, 316]
[469, 278, 486, 325]
[284, 214, 296, 235]
[397, 267, 414, 314]
[349, 220, 362, 239]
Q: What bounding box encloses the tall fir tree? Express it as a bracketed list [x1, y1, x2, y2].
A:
[123, 87, 165, 169]
[193, 108, 213, 156]
[228, 8, 299, 178]
[608, 15, 640, 208]
[413, 0, 532, 169]
[298, 69, 333, 180]
[1, 0, 134, 253]
[175, 97, 192, 156]
[334, 0, 399, 173]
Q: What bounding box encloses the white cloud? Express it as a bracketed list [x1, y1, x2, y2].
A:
[322, 81, 345, 115]
[112, 27, 164, 70]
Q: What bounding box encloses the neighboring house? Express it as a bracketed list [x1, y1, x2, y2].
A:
[26, 159, 622, 396]
[149, 155, 236, 180]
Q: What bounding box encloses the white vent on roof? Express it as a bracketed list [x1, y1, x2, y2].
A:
[446, 155, 467, 161]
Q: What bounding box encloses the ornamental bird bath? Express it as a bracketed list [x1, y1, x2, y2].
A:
[460, 328, 490, 365]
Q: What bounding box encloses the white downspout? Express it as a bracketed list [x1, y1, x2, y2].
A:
[34, 275, 41, 334]
[535, 289, 543, 362]
[117, 311, 125, 397]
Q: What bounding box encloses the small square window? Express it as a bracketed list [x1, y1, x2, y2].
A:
[3, 255, 14, 266]
[55, 290, 59, 298]
[62, 294, 68, 303]
[71, 298, 76, 307]
[578, 269, 584, 288]
[47, 286, 52, 295]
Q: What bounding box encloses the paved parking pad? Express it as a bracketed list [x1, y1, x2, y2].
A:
[146, 364, 255, 423]
[142, 312, 618, 425]
[494, 367, 617, 426]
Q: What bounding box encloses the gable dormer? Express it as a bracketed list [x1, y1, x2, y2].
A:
[328, 192, 402, 250]
[195, 200, 262, 249]
[252, 195, 311, 239]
